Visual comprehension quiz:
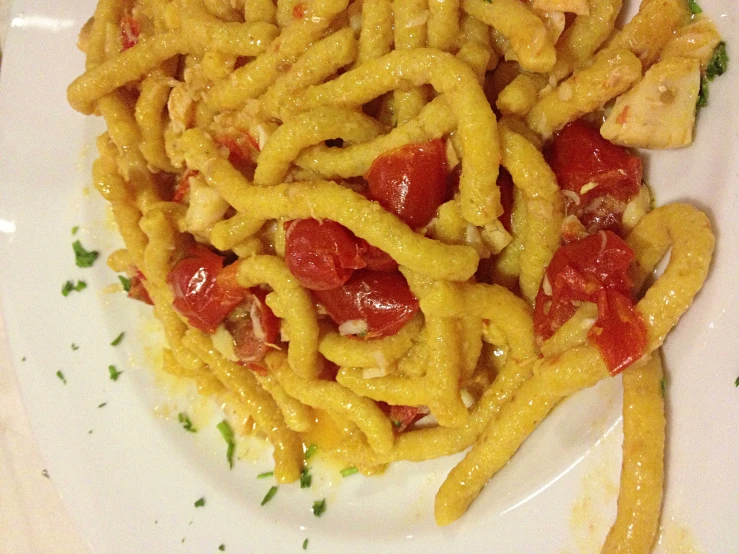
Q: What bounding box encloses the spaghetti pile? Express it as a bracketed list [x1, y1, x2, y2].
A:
[69, 0, 722, 548]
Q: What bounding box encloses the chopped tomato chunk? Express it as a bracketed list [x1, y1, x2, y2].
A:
[173, 169, 197, 202]
[167, 244, 246, 333]
[377, 402, 429, 432]
[128, 270, 153, 305]
[313, 270, 419, 338]
[365, 139, 448, 229]
[547, 120, 642, 235]
[223, 288, 280, 364]
[533, 231, 647, 374]
[120, 14, 139, 51]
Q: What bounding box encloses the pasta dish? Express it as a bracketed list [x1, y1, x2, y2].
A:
[68, 0, 725, 549]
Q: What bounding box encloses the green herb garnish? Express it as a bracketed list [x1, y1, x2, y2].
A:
[257, 471, 274, 479]
[660, 377, 666, 397]
[194, 497, 205, 508]
[312, 499, 326, 517]
[62, 279, 87, 296]
[735, 376, 739, 387]
[72, 240, 99, 268]
[217, 420, 236, 469]
[71, 226, 79, 235]
[119, 275, 132, 292]
[261, 486, 278, 506]
[108, 365, 123, 381]
[219, 545, 225, 551]
[71, 343, 79, 351]
[178, 413, 197, 433]
[302, 539, 309, 550]
[706, 42, 728, 80]
[98, 402, 107, 408]
[111, 332, 125, 346]
[304, 444, 317, 460]
[300, 467, 312, 489]
[340, 466, 359, 478]
[687, 0, 702, 14]
[56, 370, 67, 384]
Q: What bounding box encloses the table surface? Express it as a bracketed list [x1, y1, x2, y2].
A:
[0, 2, 89, 552]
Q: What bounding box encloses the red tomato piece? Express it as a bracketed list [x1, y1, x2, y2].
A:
[284, 219, 366, 290]
[377, 403, 430, 432]
[120, 14, 140, 51]
[128, 269, 153, 305]
[313, 270, 419, 338]
[223, 288, 280, 364]
[588, 290, 648, 375]
[167, 245, 246, 333]
[292, 2, 307, 18]
[173, 169, 197, 203]
[365, 139, 448, 229]
[547, 120, 642, 234]
[533, 231, 647, 374]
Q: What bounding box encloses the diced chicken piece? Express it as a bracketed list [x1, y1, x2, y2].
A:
[601, 57, 700, 149]
[659, 17, 722, 70]
[531, 0, 589, 15]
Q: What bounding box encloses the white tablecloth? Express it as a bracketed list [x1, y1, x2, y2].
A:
[0, 3, 89, 552]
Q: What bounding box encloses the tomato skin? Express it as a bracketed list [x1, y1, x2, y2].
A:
[173, 170, 197, 202]
[168, 245, 246, 333]
[357, 239, 398, 272]
[120, 14, 139, 51]
[128, 270, 153, 305]
[365, 139, 448, 229]
[534, 231, 646, 375]
[223, 288, 280, 364]
[377, 402, 430, 432]
[284, 219, 367, 290]
[547, 120, 642, 234]
[313, 270, 419, 338]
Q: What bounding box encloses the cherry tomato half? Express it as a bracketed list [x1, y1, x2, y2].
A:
[284, 219, 367, 290]
[365, 139, 448, 229]
[313, 270, 419, 338]
[533, 231, 646, 375]
[547, 120, 642, 234]
[168, 244, 246, 333]
[223, 288, 280, 364]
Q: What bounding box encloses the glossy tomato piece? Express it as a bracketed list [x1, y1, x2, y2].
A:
[589, 290, 648, 375]
[357, 239, 398, 272]
[285, 219, 367, 290]
[313, 270, 419, 338]
[168, 244, 246, 333]
[365, 139, 448, 229]
[533, 231, 646, 375]
[120, 14, 139, 51]
[377, 402, 430, 432]
[223, 288, 280, 364]
[547, 120, 642, 234]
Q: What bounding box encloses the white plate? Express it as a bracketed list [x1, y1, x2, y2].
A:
[1, 1, 738, 552]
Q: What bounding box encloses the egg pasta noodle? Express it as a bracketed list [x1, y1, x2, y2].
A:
[70, 0, 721, 549]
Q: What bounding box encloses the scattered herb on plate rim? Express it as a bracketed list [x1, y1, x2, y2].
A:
[257, 471, 274, 479]
[340, 466, 359, 478]
[261, 486, 278, 506]
[219, 545, 225, 551]
[71, 226, 79, 235]
[98, 402, 107, 408]
[687, 0, 701, 14]
[111, 332, 125, 346]
[108, 365, 123, 381]
[303, 538, 309, 550]
[216, 420, 236, 469]
[312, 499, 326, 517]
[300, 467, 312, 488]
[72, 240, 99, 268]
[178, 413, 197, 433]
[735, 376, 739, 387]
[56, 370, 67, 384]
[61, 279, 87, 296]
[194, 497, 205, 508]
[71, 343, 79, 351]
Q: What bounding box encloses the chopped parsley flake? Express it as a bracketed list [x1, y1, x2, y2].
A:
[56, 371, 67, 384]
[257, 471, 274, 479]
[217, 420, 236, 469]
[178, 413, 197, 433]
[42, 469, 50, 478]
[261, 486, 278, 506]
[71, 226, 79, 235]
[300, 467, 312, 489]
[111, 332, 125, 346]
[735, 376, 739, 387]
[118, 275, 132, 292]
[660, 377, 666, 397]
[108, 365, 123, 381]
[687, 0, 701, 14]
[98, 402, 107, 408]
[304, 444, 317, 460]
[706, 42, 728, 80]
[72, 240, 99, 268]
[194, 497, 205, 508]
[340, 466, 359, 478]
[302, 538, 309, 550]
[312, 499, 326, 517]
[62, 279, 87, 296]
[219, 545, 225, 551]
[71, 343, 79, 351]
